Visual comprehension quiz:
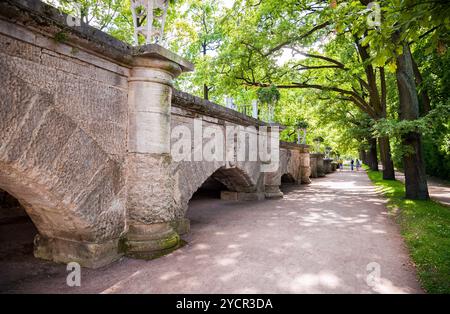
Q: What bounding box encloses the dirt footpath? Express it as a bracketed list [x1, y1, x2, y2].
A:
[0, 170, 422, 293]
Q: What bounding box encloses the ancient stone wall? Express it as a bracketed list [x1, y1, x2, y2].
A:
[0, 0, 129, 267]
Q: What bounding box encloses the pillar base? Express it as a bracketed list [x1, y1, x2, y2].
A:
[125, 222, 181, 260]
[33, 235, 122, 269]
[220, 191, 265, 201]
[301, 177, 312, 184]
[264, 185, 284, 199]
[170, 218, 190, 236]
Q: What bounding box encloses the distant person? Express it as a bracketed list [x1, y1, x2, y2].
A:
[356, 159, 361, 171]
[350, 159, 354, 171]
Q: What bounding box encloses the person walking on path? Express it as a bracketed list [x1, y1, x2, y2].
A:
[350, 159, 354, 171]
[338, 158, 343, 171]
[356, 159, 361, 171]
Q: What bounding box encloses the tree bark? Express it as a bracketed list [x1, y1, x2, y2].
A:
[368, 137, 379, 171]
[359, 148, 367, 165]
[378, 136, 395, 179]
[202, 42, 210, 100]
[411, 55, 431, 116]
[378, 67, 395, 180]
[395, 43, 429, 200]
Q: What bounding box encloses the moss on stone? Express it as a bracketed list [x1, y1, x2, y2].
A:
[118, 237, 129, 254]
[54, 31, 68, 43]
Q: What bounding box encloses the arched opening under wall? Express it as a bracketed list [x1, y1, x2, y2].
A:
[190, 176, 229, 200]
[0, 188, 42, 291]
[280, 173, 298, 196]
[188, 166, 256, 203]
[281, 173, 296, 185]
[185, 166, 257, 238]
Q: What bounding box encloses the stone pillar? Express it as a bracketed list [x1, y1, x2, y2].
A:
[309, 154, 318, 178]
[299, 145, 311, 184]
[264, 171, 283, 198]
[264, 185, 284, 198]
[125, 47, 193, 259]
[323, 158, 332, 174]
[252, 100, 258, 119]
[315, 153, 325, 177]
[331, 161, 338, 172]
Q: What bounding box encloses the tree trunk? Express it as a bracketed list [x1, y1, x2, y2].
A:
[359, 148, 367, 165]
[368, 137, 379, 171]
[378, 136, 395, 180]
[411, 55, 431, 116]
[203, 84, 209, 100]
[401, 132, 429, 199]
[202, 43, 210, 100]
[395, 43, 429, 200]
[377, 67, 395, 180]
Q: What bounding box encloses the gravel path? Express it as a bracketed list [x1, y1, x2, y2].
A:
[0, 169, 422, 293]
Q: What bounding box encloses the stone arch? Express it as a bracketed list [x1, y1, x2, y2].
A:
[0, 73, 125, 267]
[276, 149, 300, 184]
[174, 161, 260, 213]
[211, 166, 257, 193]
[281, 173, 296, 184]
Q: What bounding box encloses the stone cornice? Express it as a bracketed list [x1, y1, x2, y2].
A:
[172, 90, 286, 129]
[279, 141, 310, 151]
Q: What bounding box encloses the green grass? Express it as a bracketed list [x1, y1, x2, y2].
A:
[365, 168, 450, 293]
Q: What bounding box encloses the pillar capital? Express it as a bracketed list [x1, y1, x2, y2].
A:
[129, 57, 183, 86]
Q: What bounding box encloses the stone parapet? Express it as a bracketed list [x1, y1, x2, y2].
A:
[323, 158, 333, 174]
[311, 153, 325, 177]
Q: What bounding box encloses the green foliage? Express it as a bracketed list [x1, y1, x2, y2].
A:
[44, 0, 132, 41]
[422, 135, 450, 181]
[53, 31, 68, 43]
[256, 85, 280, 105]
[366, 169, 450, 293]
[373, 103, 450, 179]
[168, 0, 225, 100]
[296, 120, 308, 129]
[313, 136, 324, 143]
[372, 118, 428, 138]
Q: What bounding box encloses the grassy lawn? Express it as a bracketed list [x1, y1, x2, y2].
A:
[365, 168, 450, 293]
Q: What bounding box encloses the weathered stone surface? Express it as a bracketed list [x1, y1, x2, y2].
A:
[310, 153, 325, 178]
[126, 153, 182, 224]
[331, 162, 338, 172]
[0, 1, 127, 265]
[324, 158, 333, 174]
[310, 155, 318, 178]
[220, 191, 265, 201]
[0, 72, 126, 241]
[125, 222, 181, 260]
[34, 235, 122, 268]
[316, 154, 325, 177]
[299, 149, 312, 184]
[264, 185, 284, 199]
